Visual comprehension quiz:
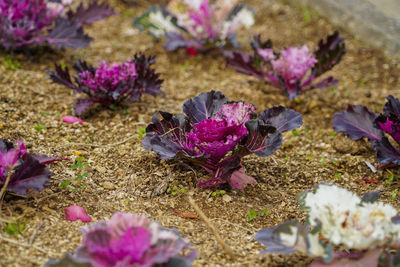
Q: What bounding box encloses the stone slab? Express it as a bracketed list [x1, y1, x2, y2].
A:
[284, 0, 400, 59]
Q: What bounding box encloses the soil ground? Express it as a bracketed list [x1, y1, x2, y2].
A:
[1, 0, 400, 266]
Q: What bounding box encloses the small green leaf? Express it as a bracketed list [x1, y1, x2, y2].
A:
[137, 127, 146, 138]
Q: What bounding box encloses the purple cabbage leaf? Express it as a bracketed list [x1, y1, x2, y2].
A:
[0, 0, 114, 51]
[332, 95, 400, 166]
[133, 1, 255, 53]
[46, 53, 164, 116]
[44, 212, 196, 267]
[143, 91, 302, 189]
[0, 139, 68, 195]
[224, 31, 346, 100]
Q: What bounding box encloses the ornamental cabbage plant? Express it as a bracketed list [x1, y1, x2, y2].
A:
[255, 184, 400, 267]
[0, 0, 114, 50]
[0, 139, 66, 194]
[134, 0, 255, 53]
[46, 53, 164, 116]
[142, 91, 302, 189]
[224, 31, 346, 100]
[45, 212, 197, 267]
[333, 95, 400, 167]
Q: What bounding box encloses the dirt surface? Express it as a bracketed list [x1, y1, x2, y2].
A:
[1, 0, 400, 266]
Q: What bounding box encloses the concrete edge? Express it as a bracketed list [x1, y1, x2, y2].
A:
[283, 0, 400, 60]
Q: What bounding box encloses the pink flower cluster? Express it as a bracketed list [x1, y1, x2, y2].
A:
[0, 0, 70, 47]
[79, 60, 137, 93]
[185, 102, 255, 163]
[72, 212, 195, 267]
[167, 0, 253, 42]
[258, 45, 317, 97]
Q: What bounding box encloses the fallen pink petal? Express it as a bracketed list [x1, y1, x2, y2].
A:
[58, 116, 84, 124]
[65, 205, 91, 222]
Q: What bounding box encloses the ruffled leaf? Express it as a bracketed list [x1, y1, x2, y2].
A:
[242, 120, 282, 157]
[7, 154, 51, 194]
[133, 6, 179, 38]
[59, 116, 84, 124]
[46, 64, 80, 90]
[383, 95, 400, 116]
[361, 191, 381, 203]
[132, 52, 164, 99]
[142, 112, 192, 159]
[312, 31, 346, 77]
[258, 106, 303, 133]
[67, 1, 115, 27]
[196, 156, 241, 188]
[182, 91, 227, 123]
[224, 50, 265, 80]
[255, 221, 300, 254]
[374, 137, 400, 165]
[30, 154, 69, 165]
[44, 18, 92, 49]
[332, 105, 383, 142]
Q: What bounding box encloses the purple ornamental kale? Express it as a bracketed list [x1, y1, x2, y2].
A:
[46, 53, 164, 116]
[44, 212, 197, 267]
[142, 91, 302, 189]
[0, 0, 114, 50]
[332, 95, 400, 166]
[133, 0, 255, 53]
[0, 139, 67, 194]
[224, 31, 346, 100]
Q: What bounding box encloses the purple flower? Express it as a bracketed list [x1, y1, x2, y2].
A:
[0, 0, 114, 50]
[225, 32, 346, 99]
[70, 212, 196, 267]
[186, 117, 247, 163]
[134, 0, 255, 52]
[47, 53, 164, 116]
[79, 60, 137, 93]
[143, 91, 303, 189]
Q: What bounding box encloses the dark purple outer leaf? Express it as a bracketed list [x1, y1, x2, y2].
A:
[332, 104, 383, 142]
[258, 106, 303, 133]
[164, 32, 188, 51]
[132, 52, 164, 99]
[224, 50, 265, 81]
[243, 120, 282, 157]
[182, 91, 228, 123]
[30, 154, 69, 165]
[142, 112, 192, 159]
[164, 256, 192, 267]
[309, 76, 338, 89]
[383, 95, 400, 116]
[391, 215, 400, 224]
[361, 191, 381, 203]
[250, 34, 273, 54]
[45, 18, 92, 49]
[374, 137, 400, 165]
[0, 139, 14, 152]
[255, 221, 298, 254]
[67, 1, 115, 27]
[196, 156, 241, 188]
[7, 154, 51, 194]
[46, 64, 79, 90]
[312, 30, 346, 77]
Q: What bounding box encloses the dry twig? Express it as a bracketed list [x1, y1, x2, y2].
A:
[188, 196, 235, 258]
